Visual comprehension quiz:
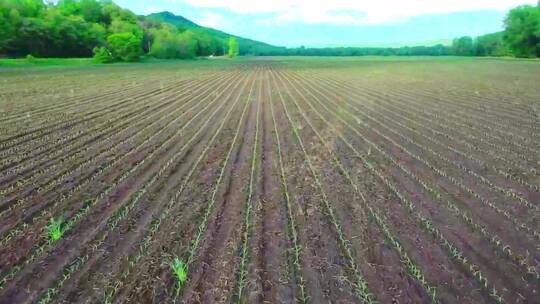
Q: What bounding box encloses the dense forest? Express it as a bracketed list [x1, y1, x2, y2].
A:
[0, 0, 282, 61]
[1, 0, 539, 61]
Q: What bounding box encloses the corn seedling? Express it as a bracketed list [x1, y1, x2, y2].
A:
[171, 257, 188, 288]
[47, 218, 64, 242]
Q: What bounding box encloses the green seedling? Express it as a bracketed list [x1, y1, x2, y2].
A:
[47, 218, 64, 242]
[171, 257, 187, 288]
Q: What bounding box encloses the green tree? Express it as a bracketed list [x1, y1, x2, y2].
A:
[149, 26, 198, 59]
[110, 18, 143, 38]
[0, 8, 16, 53]
[79, 0, 104, 23]
[107, 32, 142, 61]
[196, 31, 217, 56]
[44, 12, 102, 57]
[228, 36, 239, 58]
[1, 0, 44, 17]
[504, 5, 540, 57]
[452, 36, 475, 56]
[57, 0, 80, 16]
[101, 2, 137, 24]
[149, 26, 180, 59]
[12, 17, 49, 56]
[475, 32, 510, 57]
[177, 30, 198, 58]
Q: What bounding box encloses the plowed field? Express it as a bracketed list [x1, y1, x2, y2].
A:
[0, 57, 539, 303]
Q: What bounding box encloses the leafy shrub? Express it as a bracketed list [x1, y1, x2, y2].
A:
[92, 46, 114, 63]
[26, 54, 36, 63]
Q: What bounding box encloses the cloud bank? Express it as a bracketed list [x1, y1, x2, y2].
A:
[174, 0, 536, 24]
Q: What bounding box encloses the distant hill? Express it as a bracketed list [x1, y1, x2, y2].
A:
[146, 11, 286, 55]
[146, 11, 198, 28]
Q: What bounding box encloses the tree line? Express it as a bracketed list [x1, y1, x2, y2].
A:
[285, 2, 540, 58]
[1, 0, 539, 60]
[267, 44, 452, 57]
[452, 2, 540, 57]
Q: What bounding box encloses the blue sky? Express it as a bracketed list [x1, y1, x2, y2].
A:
[114, 0, 538, 47]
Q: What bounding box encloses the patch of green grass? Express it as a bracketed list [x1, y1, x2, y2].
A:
[0, 56, 245, 70]
[0, 57, 95, 66]
[171, 257, 187, 288]
[47, 218, 64, 242]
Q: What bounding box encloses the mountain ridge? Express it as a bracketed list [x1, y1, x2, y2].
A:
[145, 11, 285, 55]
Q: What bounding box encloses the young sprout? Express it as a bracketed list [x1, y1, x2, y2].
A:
[47, 218, 64, 242]
[171, 257, 187, 288]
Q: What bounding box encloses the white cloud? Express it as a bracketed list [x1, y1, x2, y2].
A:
[143, 6, 162, 14]
[176, 0, 537, 24]
[193, 12, 231, 29]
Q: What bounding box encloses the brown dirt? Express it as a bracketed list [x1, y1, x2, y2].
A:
[1, 59, 539, 304]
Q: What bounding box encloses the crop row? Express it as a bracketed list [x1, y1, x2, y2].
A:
[101, 73, 253, 304]
[318, 72, 540, 171]
[308, 73, 540, 237]
[0, 69, 204, 124]
[0, 72, 238, 250]
[34, 71, 253, 304]
[0, 76, 207, 188]
[310, 73, 539, 187]
[271, 70, 379, 303]
[276, 69, 509, 302]
[0, 75, 196, 162]
[0, 74, 189, 152]
[172, 72, 256, 301]
[298, 73, 540, 278]
[295, 72, 540, 239]
[0, 72, 149, 124]
[301, 73, 540, 280]
[0, 72, 246, 296]
[389, 86, 540, 163]
[332, 77, 540, 193]
[235, 75, 262, 302]
[267, 80, 308, 303]
[0, 70, 230, 200]
[326, 70, 539, 136]
[392, 86, 540, 135]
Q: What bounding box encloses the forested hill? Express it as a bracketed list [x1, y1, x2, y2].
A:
[146, 11, 286, 56]
[0, 0, 282, 61]
[146, 12, 198, 28]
